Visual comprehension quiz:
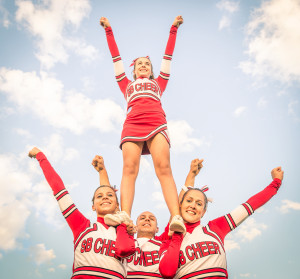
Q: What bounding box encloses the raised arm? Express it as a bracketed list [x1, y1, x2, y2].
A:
[100, 17, 130, 95]
[156, 15, 183, 93]
[178, 158, 204, 204]
[28, 147, 89, 239]
[209, 167, 284, 241]
[92, 155, 111, 186]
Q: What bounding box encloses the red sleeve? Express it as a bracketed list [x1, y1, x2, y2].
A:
[104, 26, 130, 95]
[209, 178, 282, 241]
[155, 25, 178, 93]
[115, 223, 136, 258]
[155, 223, 170, 242]
[159, 232, 183, 279]
[36, 152, 89, 240]
[246, 178, 281, 209]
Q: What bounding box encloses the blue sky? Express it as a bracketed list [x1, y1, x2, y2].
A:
[0, 0, 299, 278]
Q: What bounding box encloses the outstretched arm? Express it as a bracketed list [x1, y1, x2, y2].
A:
[156, 15, 183, 93]
[210, 166, 284, 241]
[28, 147, 89, 239]
[100, 17, 130, 95]
[92, 155, 111, 186]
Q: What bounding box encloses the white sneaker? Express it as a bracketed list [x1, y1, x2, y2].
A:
[104, 211, 131, 226]
[169, 215, 186, 234]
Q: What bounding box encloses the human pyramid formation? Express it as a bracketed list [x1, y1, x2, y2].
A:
[28, 15, 284, 279]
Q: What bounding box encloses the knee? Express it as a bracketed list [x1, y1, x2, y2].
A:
[155, 160, 172, 177]
[123, 161, 139, 177]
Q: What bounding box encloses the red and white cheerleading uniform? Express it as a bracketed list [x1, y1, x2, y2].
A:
[159, 178, 282, 279]
[105, 25, 179, 154]
[36, 152, 132, 279]
[116, 223, 170, 278]
[126, 238, 163, 279]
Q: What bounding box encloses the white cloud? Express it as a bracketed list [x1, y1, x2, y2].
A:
[240, 0, 300, 83]
[27, 134, 79, 227]
[240, 274, 251, 278]
[255, 207, 265, 214]
[288, 100, 300, 121]
[0, 135, 80, 251]
[0, 106, 15, 119]
[81, 76, 95, 93]
[30, 243, 56, 265]
[235, 218, 267, 241]
[15, 128, 32, 138]
[217, 1, 239, 30]
[0, 253, 3, 259]
[168, 120, 208, 153]
[277, 90, 288, 97]
[217, 0, 239, 13]
[140, 157, 152, 173]
[233, 106, 247, 117]
[30, 180, 66, 228]
[48, 268, 55, 272]
[224, 239, 240, 251]
[219, 16, 231, 30]
[279, 199, 300, 213]
[257, 97, 267, 108]
[0, 200, 31, 250]
[0, 154, 32, 205]
[151, 191, 167, 209]
[0, 68, 125, 134]
[0, 1, 10, 28]
[15, 0, 97, 69]
[58, 264, 67, 269]
[64, 148, 80, 161]
[0, 153, 33, 250]
[153, 180, 160, 190]
[38, 134, 79, 162]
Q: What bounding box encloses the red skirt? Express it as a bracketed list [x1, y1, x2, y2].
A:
[120, 110, 170, 155]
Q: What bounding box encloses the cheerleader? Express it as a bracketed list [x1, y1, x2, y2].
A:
[158, 160, 284, 279]
[28, 147, 135, 279]
[100, 16, 186, 234]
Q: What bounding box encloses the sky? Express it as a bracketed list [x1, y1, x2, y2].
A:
[0, 0, 299, 278]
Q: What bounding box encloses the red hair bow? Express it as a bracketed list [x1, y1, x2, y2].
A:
[130, 56, 150, 67]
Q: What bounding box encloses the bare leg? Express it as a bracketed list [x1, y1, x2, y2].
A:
[120, 141, 143, 216]
[147, 133, 180, 218]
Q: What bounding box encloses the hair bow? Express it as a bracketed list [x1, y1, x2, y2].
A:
[198, 185, 213, 203]
[130, 56, 150, 67]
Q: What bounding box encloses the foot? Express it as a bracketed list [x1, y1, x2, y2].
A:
[104, 211, 131, 226]
[169, 215, 186, 234]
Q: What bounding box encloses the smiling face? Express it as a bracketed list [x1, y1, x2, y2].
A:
[134, 57, 153, 79]
[92, 186, 119, 217]
[136, 211, 158, 238]
[180, 190, 207, 224]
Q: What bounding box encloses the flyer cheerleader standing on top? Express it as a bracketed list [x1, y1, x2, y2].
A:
[100, 15, 186, 233]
